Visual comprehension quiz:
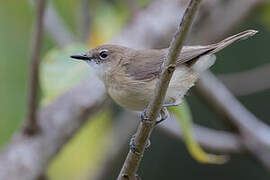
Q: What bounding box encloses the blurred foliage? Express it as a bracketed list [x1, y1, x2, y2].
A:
[48, 109, 113, 180]
[52, 0, 79, 34]
[40, 43, 114, 179]
[260, 1, 270, 30]
[40, 44, 89, 105]
[169, 101, 227, 164]
[89, 1, 128, 46]
[0, 0, 33, 146]
[0, 0, 270, 180]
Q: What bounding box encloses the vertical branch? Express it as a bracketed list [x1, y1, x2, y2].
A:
[44, 2, 75, 48]
[24, 0, 47, 135]
[80, 0, 91, 42]
[117, 0, 201, 179]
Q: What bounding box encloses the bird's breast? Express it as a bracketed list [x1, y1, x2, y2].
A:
[102, 65, 200, 111]
[104, 70, 155, 111]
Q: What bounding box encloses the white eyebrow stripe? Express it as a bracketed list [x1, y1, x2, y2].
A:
[99, 49, 108, 54]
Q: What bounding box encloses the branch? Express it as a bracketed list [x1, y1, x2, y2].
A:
[219, 64, 270, 96]
[79, 0, 91, 42]
[92, 111, 138, 180]
[25, 0, 47, 135]
[44, 3, 75, 48]
[112, 0, 184, 49]
[1, 0, 186, 179]
[0, 0, 268, 179]
[188, 0, 266, 44]
[184, 0, 270, 168]
[195, 71, 270, 168]
[94, 0, 268, 177]
[117, 0, 201, 179]
[160, 115, 244, 153]
[93, 110, 243, 180]
[0, 77, 106, 180]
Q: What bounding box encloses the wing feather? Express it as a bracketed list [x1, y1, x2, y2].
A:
[125, 30, 257, 81]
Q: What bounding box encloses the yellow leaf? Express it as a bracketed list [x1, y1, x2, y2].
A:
[168, 101, 228, 164]
[48, 110, 113, 180]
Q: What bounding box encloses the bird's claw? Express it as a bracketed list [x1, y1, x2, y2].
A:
[141, 107, 169, 125]
[162, 99, 182, 107]
[155, 107, 169, 125]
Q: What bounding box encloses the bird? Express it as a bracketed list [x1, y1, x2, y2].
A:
[70, 30, 257, 112]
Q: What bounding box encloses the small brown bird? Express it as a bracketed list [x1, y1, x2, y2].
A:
[71, 30, 257, 111]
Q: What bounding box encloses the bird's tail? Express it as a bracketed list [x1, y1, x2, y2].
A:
[189, 30, 258, 73]
[209, 29, 258, 54]
[177, 30, 257, 66]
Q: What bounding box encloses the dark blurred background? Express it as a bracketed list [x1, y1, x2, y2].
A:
[0, 0, 270, 179]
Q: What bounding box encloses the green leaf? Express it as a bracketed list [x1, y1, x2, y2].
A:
[40, 44, 91, 105]
[168, 101, 228, 164]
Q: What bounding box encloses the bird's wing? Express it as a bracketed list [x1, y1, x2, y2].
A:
[125, 30, 257, 81]
[125, 49, 165, 81]
[176, 30, 257, 65]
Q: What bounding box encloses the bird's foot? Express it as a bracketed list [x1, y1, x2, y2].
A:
[155, 107, 169, 125]
[162, 99, 182, 107]
[141, 107, 169, 125]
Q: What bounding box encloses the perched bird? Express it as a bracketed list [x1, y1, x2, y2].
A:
[71, 30, 257, 111]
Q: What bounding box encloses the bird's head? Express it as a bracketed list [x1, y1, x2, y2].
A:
[70, 44, 131, 69]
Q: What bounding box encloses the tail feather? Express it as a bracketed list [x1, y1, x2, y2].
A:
[189, 30, 257, 73]
[209, 30, 258, 54]
[176, 30, 257, 66]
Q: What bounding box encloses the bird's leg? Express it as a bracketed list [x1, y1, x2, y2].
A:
[132, 107, 168, 154]
[162, 99, 182, 107]
[156, 107, 169, 125]
[133, 107, 168, 154]
[129, 135, 151, 155]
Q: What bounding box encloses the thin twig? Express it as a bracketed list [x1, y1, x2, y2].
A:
[92, 111, 138, 180]
[24, 0, 47, 135]
[0, 0, 269, 179]
[117, 0, 201, 179]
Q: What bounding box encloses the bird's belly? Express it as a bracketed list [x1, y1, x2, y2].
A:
[107, 66, 198, 111]
[107, 81, 154, 111]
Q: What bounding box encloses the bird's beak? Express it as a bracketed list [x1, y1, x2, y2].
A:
[70, 54, 91, 61]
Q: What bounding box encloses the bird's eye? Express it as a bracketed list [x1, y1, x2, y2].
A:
[99, 50, 108, 59]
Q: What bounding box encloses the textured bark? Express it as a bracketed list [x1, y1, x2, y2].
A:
[117, 0, 202, 179]
[0, 77, 106, 180]
[0, 0, 268, 179]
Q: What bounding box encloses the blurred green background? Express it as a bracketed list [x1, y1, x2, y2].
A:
[0, 0, 270, 179]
